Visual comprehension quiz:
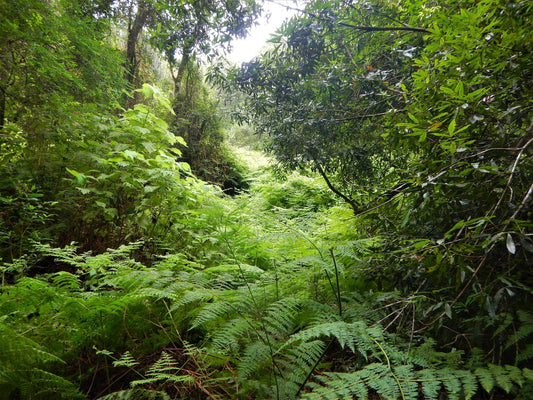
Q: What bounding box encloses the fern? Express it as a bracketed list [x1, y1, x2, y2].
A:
[263, 297, 301, 338]
[506, 310, 533, 363]
[282, 320, 376, 357]
[190, 300, 235, 329]
[416, 368, 441, 400]
[131, 351, 194, 388]
[439, 368, 462, 400]
[277, 340, 327, 398]
[209, 316, 254, 354]
[0, 325, 83, 399]
[113, 351, 139, 368]
[96, 388, 170, 400]
[238, 340, 274, 380]
[300, 338, 533, 400]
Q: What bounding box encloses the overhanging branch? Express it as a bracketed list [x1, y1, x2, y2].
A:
[314, 161, 359, 214]
[265, 0, 430, 34]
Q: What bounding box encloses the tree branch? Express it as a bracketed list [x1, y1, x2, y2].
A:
[314, 161, 359, 214]
[265, 0, 429, 34]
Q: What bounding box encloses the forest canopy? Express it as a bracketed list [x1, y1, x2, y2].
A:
[1, 0, 532, 399]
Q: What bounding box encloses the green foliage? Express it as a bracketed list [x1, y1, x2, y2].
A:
[1, 0, 532, 399]
[0, 325, 83, 399]
[225, 0, 426, 211]
[57, 84, 194, 252]
[172, 64, 250, 193]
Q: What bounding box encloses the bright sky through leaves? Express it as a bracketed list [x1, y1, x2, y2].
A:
[227, 0, 300, 64]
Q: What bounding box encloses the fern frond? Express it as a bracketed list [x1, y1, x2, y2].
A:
[130, 351, 194, 388]
[518, 344, 533, 363]
[113, 351, 139, 368]
[506, 311, 533, 344]
[282, 320, 375, 357]
[489, 364, 513, 394]
[130, 374, 194, 388]
[394, 364, 418, 400]
[191, 300, 234, 329]
[263, 297, 301, 338]
[238, 341, 273, 380]
[146, 351, 178, 375]
[96, 388, 170, 400]
[51, 271, 82, 291]
[456, 370, 477, 400]
[0, 326, 82, 399]
[170, 288, 215, 312]
[416, 368, 441, 400]
[278, 340, 326, 398]
[303, 364, 389, 400]
[209, 316, 254, 354]
[440, 368, 462, 400]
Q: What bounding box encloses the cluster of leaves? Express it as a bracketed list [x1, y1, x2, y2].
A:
[222, 0, 533, 368]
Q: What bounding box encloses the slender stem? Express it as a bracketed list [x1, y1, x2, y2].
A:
[329, 249, 342, 317]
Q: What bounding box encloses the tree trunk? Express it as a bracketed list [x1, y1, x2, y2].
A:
[172, 42, 192, 98]
[124, 0, 149, 107]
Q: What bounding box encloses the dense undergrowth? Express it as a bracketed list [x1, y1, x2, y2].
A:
[2, 140, 532, 399]
[1, 0, 533, 398]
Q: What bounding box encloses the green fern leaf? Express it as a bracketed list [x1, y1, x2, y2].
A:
[417, 368, 441, 400]
[476, 366, 495, 393]
[238, 341, 273, 380]
[457, 370, 477, 399]
[508, 311, 533, 341]
[505, 365, 525, 388]
[263, 297, 301, 338]
[489, 364, 513, 393]
[518, 344, 533, 363]
[113, 351, 138, 368]
[209, 317, 253, 354]
[394, 364, 418, 400]
[278, 340, 326, 397]
[283, 321, 373, 357]
[441, 368, 462, 400]
[191, 300, 234, 329]
[366, 363, 399, 400]
[170, 288, 214, 311]
[146, 351, 178, 376]
[523, 368, 533, 382]
[304, 371, 368, 400]
[131, 374, 193, 388]
[52, 271, 81, 291]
